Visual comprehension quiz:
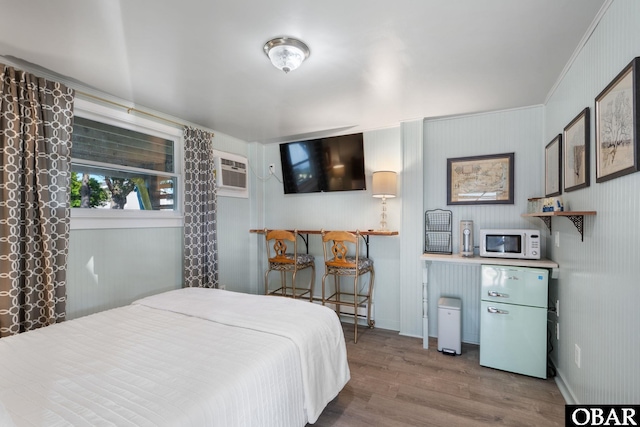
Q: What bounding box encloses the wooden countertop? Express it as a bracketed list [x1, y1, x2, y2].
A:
[420, 252, 559, 269]
[250, 229, 398, 236]
[521, 211, 596, 217]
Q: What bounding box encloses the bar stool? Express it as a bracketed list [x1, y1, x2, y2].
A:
[264, 229, 315, 301]
[321, 229, 375, 343]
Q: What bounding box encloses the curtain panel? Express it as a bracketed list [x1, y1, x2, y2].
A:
[183, 127, 218, 288]
[0, 64, 75, 337]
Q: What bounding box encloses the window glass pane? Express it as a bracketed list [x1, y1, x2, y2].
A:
[73, 116, 174, 173]
[71, 165, 176, 211]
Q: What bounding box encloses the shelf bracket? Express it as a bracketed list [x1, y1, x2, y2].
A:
[536, 215, 586, 241]
[361, 234, 370, 258]
[523, 210, 594, 242]
[539, 216, 552, 233]
[296, 232, 310, 254]
[566, 215, 585, 242]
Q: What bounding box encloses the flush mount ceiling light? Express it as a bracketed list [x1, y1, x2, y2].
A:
[263, 37, 310, 73]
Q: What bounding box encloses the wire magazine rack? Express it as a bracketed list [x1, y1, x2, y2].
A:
[424, 209, 452, 254]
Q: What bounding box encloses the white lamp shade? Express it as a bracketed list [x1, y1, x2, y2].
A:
[372, 171, 397, 198]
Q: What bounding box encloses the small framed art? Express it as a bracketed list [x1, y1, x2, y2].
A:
[563, 108, 590, 192]
[545, 134, 562, 197]
[595, 56, 640, 183]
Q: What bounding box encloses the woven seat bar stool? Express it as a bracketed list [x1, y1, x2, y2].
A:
[321, 229, 375, 343]
[264, 229, 315, 301]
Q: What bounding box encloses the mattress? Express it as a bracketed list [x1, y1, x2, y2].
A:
[0, 288, 350, 426]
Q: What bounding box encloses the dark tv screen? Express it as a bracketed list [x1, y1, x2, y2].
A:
[279, 133, 366, 194]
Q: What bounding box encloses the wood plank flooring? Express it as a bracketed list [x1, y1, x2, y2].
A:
[312, 324, 565, 427]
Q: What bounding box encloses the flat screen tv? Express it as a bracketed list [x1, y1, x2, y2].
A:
[279, 133, 366, 194]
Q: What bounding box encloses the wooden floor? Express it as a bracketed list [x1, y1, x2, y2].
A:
[312, 324, 565, 427]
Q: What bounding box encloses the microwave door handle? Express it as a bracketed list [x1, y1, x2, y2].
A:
[487, 291, 509, 298]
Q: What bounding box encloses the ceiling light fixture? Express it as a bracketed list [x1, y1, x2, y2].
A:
[263, 37, 310, 73]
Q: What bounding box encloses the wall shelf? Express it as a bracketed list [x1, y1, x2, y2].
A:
[521, 211, 596, 241]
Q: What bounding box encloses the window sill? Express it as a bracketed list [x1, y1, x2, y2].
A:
[71, 209, 184, 230]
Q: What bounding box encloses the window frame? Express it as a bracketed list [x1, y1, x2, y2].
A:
[70, 98, 184, 230]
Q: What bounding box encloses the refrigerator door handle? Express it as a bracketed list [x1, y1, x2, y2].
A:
[487, 291, 510, 298]
[487, 306, 509, 315]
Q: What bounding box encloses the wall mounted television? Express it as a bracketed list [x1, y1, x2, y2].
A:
[279, 133, 366, 194]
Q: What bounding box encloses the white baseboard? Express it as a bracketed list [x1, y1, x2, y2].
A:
[552, 362, 578, 404]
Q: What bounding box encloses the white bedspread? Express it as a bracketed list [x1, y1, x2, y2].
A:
[0, 288, 350, 426]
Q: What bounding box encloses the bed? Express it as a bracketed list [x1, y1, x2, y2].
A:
[0, 287, 350, 426]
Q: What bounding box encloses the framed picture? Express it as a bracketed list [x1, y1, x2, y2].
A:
[563, 107, 590, 192]
[545, 134, 562, 197]
[447, 152, 514, 205]
[595, 56, 640, 183]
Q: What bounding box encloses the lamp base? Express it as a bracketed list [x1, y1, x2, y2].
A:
[378, 197, 388, 231]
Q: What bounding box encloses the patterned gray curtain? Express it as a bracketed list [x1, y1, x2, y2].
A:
[0, 64, 75, 337]
[183, 127, 218, 288]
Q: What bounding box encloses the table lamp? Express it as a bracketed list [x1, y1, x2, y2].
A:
[372, 171, 397, 231]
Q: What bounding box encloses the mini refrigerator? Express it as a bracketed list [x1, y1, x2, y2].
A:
[479, 265, 548, 379]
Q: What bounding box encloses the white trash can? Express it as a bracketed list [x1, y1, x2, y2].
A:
[438, 297, 461, 355]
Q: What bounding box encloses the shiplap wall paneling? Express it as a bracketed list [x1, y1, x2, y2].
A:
[422, 106, 545, 341]
[424, 106, 545, 241]
[216, 196, 252, 293]
[67, 227, 183, 319]
[543, 0, 640, 405]
[261, 129, 401, 232]
[259, 128, 403, 331]
[428, 263, 482, 344]
[211, 133, 253, 293]
[399, 120, 425, 338]
[362, 127, 402, 331]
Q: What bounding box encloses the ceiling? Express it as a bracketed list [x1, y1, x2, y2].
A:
[1, 0, 607, 144]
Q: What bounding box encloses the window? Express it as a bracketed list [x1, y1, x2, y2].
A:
[71, 98, 183, 229]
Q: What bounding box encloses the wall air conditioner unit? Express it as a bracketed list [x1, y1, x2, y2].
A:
[213, 150, 248, 198]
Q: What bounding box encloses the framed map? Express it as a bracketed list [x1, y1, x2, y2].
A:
[447, 152, 514, 205]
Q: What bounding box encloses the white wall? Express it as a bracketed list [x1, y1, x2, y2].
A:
[543, 0, 640, 405]
[211, 132, 254, 293]
[422, 106, 545, 343]
[66, 130, 254, 316]
[251, 128, 403, 331]
[67, 228, 183, 319]
[65, 0, 640, 405]
[399, 120, 425, 338]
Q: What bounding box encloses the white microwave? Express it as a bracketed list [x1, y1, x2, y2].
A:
[479, 229, 541, 260]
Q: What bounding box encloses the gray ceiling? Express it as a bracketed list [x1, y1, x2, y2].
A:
[1, 0, 607, 144]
